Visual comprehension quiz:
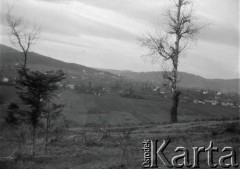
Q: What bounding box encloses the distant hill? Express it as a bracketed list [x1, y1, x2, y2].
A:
[0, 44, 121, 86]
[0, 44, 239, 93]
[100, 69, 240, 93]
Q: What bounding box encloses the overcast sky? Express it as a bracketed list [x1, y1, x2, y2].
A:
[0, 0, 239, 79]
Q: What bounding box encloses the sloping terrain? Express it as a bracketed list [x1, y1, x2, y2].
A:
[101, 69, 240, 93]
[0, 45, 239, 169]
[1, 44, 239, 93]
[0, 44, 122, 86]
[1, 86, 239, 127]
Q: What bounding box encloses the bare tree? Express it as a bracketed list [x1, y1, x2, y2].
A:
[42, 103, 64, 143]
[139, 0, 202, 123]
[6, 6, 41, 69]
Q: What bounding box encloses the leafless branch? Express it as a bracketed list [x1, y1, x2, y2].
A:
[138, 32, 175, 63]
[0, 149, 18, 161]
[138, 0, 202, 73]
[6, 6, 41, 69]
[138, 0, 205, 123]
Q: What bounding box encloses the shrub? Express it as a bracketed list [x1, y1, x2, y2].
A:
[223, 122, 240, 135]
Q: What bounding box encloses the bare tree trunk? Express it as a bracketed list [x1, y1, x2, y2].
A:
[44, 117, 50, 153]
[171, 90, 181, 123]
[139, 0, 202, 123]
[170, 64, 180, 123]
[22, 52, 28, 70]
[32, 127, 36, 156]
[45, 112, 50, 143]
[170, 54, 180, 123]
[169, 0, 182, 123]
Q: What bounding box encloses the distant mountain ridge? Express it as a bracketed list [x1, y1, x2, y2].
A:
[0, 44, 239, 93]
[99, 69, 240, 93]
[0, 44, 104, 74]
[0, 44, 121, 86]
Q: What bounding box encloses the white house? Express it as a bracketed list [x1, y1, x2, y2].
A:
[193, 100, 205, 104]
[211, 101, 218, 106]
[203, 91, 208, 95]
[2, 77, 9, 82]
[66, 84, 75, 90]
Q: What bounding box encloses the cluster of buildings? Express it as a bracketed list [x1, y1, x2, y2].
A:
[193, 99, 238, 107]
[1, 74, 239, 108]
[192, 91, 238, 108]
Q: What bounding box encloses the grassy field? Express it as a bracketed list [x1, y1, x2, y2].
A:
[0, 87, 239, 169]
[0, 86, 239, 126]
[59, 90, 239, 126]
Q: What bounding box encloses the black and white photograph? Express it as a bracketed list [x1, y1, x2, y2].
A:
[0, 0, 239, 168]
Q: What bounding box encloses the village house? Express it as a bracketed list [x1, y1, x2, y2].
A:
[2, 77, 9, 83]
[203, 91, 208, 95]
[193, 100, 205, 104]
[66, 84, 75, 90]
[204, 99, 217, 105]
[221, 102, 234, 107]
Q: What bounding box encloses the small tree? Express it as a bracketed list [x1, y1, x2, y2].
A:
[42, 103, 64, 143]
[139, 0, 202, 123]
[6, 6, 66, 156]
[4, 102, 29, 153]
[5, 102, 20, 128]
[17, 68, 65, 155]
